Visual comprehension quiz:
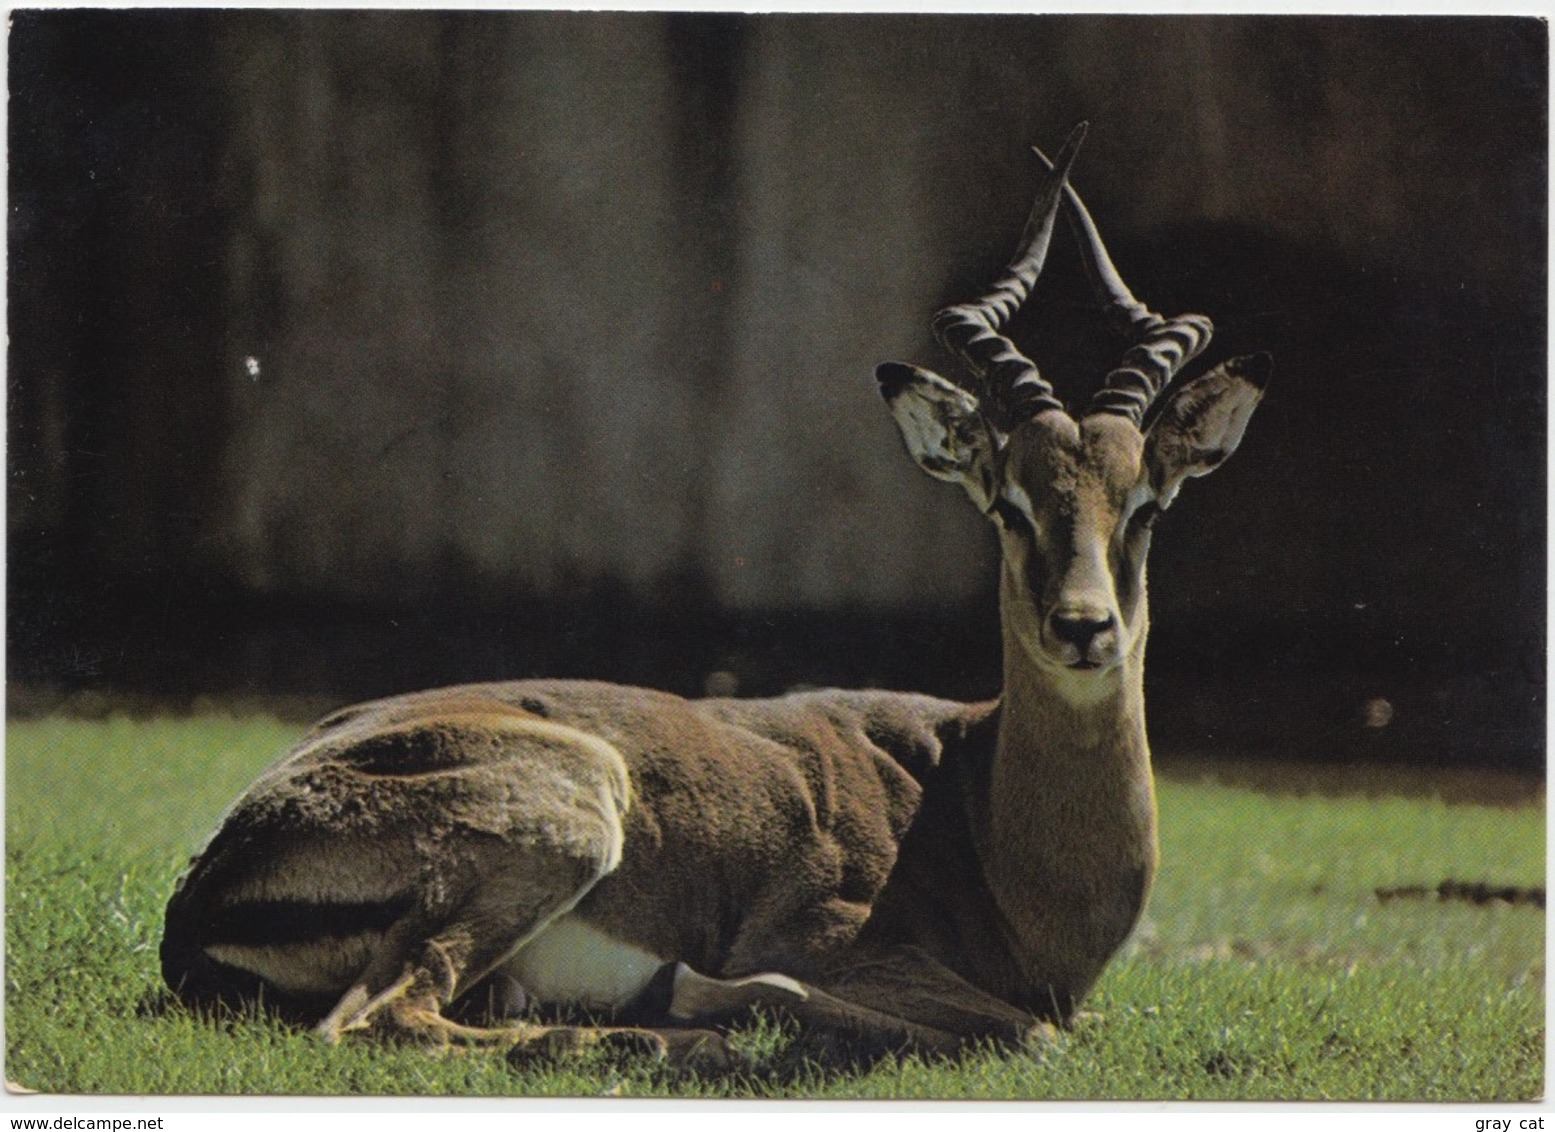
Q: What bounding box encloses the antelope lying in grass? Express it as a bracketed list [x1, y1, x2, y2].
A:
[162, 124, 1269, 1072]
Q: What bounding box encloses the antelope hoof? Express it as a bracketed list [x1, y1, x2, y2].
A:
[314, 971, 421, 1043]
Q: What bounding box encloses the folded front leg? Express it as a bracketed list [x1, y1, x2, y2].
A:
[663, 957, 994, 1069]
[816, 945, 1057, 1052]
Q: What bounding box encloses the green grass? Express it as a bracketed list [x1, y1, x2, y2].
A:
[5, 714, 1545, 1099]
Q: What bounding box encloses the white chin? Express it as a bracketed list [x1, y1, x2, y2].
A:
[1047, 662, 1124, 704]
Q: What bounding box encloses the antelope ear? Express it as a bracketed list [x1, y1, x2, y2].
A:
[1144, 353, 1270, 509]
[877, 362, 999, 512]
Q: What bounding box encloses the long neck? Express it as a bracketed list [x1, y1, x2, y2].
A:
[970, 582, 1160, 1012]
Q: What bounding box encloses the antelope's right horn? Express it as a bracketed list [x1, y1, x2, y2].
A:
[930, 122, 1089, 429]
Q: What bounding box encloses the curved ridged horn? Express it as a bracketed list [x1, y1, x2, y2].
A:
[1032, 144, 1214, 424]
[930, 122, 1088, 429]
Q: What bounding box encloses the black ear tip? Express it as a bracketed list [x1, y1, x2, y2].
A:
[875, 361, 917, 398]
[1228, 351, 1273, 388]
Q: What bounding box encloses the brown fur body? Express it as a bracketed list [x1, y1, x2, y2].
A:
[162, 677, 1142, 1048]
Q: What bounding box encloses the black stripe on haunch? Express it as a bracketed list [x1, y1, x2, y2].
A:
[162, 944, 343, 1025]
[200, 895, 415, 946]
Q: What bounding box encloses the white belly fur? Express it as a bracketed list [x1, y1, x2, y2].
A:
[501, 913, 664, 1010]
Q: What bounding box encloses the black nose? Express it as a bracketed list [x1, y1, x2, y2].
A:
[1049, 609, 1116, 652]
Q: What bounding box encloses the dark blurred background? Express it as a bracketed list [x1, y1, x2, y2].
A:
[8, 12, 1546, 772]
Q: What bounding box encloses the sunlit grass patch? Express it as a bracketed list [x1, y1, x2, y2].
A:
[4, 714, 1544, 1098]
